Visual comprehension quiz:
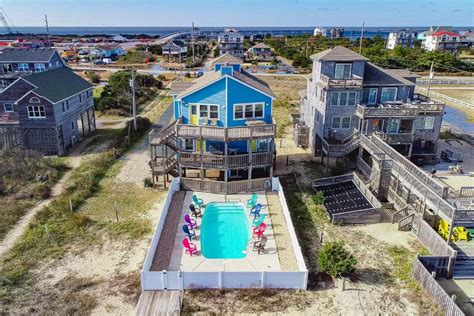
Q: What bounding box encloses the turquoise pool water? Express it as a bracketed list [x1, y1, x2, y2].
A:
[201, 203, 250, 259]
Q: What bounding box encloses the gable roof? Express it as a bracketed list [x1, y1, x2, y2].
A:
[0, 47, 59, 63]
[431, 31, 460, 37]
[211, 54, 243, 67]
[251, 43, 271, 49]
[310, 46, 369, 61]
[22, 67, 93, 103]
[176, 69, 275, 99]
[385, 69, 420, 79]
[163, 40, 187, 48]
[170, 82, 194, 95]
[363, 63, 414, 86]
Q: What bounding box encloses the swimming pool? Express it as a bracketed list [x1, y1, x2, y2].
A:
[201, 203, 250, 259]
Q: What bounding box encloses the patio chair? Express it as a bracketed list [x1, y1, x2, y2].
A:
[454, 226, 469, 241]
[253, 235, 267, 254]
[184, 214, 198, 230]
[192, 195, 204, 209]
[252, 223, 266, 240]
[250, 203, 262, 217]
[183, 238, 198, 256]
[182, 224, 196, 240]
[252, 213, 266, 227]
[190, 204, 202, 218]
[247, 194, 258, 209]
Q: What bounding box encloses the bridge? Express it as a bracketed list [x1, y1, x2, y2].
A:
[154, 32, 190, 45]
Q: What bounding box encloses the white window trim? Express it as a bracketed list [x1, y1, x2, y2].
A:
[3, 103, 13, 112]
[368, 88, 378, 105]
[330, 92, 357, 106]
[190, 103, 220, 120]
[233, 102, 265, 120]
[27, 105, 46, 118]
[332, 117, 341, 128]
[183, 139, 195, 151]
[332, 116, 352, 129]
[380, 87, 398, 103]
[341, 117, 352, 129]
[34, 63, 46, 72]
[335, 63, 352, 79]
[18, 63, 29, 72]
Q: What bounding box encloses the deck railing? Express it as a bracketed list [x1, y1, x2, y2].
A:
[320, 74, 363, 88]
[357, 157, 372, 179]
[378, 132, 415, 144]
[176, 118, 276, 141]
[356, 97, 444, 119]
[179, 151, 273, 169]
[180, 177, 272, 194]
[322, 133, 361, 157]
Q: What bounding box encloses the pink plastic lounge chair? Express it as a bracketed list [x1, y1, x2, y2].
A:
[184, 214, 198, 229]
[253, 223, 267, 239]
[183, 238, 198, 256]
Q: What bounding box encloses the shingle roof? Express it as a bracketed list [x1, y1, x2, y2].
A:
[252, 43, 271, 49]
[210, 53, 243, 67]
[176, 69, 275, 99]
[363, 63, 414, 86]
[232, 70, 275, 98]
[385, 68, 420, 79]
[310, 46, 369, 61]
[163, 40, 187, 48]
[22, 67, 93, 103]
[170, 82, 194, 95]
[0, 47, 58, 63]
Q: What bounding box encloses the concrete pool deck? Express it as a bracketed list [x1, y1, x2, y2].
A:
[167, 191, 282, 272]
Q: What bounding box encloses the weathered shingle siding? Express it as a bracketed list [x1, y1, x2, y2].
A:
[17, 93, 56, 127]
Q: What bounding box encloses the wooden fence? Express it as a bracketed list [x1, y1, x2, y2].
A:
[180, 177, 272, 194]
[413, 255, 465, 316]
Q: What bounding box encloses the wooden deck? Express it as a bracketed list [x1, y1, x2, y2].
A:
[150, 191, 185, 271]
[135, 290, 181, 316]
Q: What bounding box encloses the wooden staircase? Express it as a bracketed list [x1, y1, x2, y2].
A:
[150, 121, 179, 186]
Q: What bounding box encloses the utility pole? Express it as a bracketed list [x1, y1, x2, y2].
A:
[45, 14, 51, 47]
[130, 67, 137, 131]
[359, 18, 365, 54]
[192, 22, 195, 64]
[427, 61, 435, 98]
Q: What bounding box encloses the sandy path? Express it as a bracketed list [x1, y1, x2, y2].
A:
[0, 137, 94, 258]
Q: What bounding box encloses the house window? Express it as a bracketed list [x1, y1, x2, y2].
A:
[184, 139, 194, 151]
[66, 100, 70, 111]
[34, 63, 46, 72]
[27, 105, 46, 118]
[71, 121, 75, 130]
[424, 116, 435, 130]
[29, 97, 40, 103]
[62, 102, 66, 113]
[342, 117, 351, 129]
[332, 117, 341, 128]
[380, 87, 397, 103]
[330, 92, 357, 106]
[234, 103, 265, 120]
[388, 119, 401, 133]
[2, 64, 12, 74]
[335, 63, 351, 79]
[4, 103, 13, 112]
[368, 88, 377, 104]
[198, 104, 219, 119]
[79, 94, 82, 102]
[18, 63, 29, 72]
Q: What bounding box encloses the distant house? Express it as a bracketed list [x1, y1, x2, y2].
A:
[0, 48, 64, 88]
[421, 29, 462, 52]
[218, 29, 244, 58]
[90, 45, 126, 58]
[386, 29, 417, 49]
[0, 67, 95, 155]
[162, 40, 188, 63]
[111, 34, 129, 42]
[245, 43, 272, 60]
[314, 27, 329, 37]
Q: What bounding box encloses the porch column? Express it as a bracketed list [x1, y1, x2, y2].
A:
[248, 139, 252, 191]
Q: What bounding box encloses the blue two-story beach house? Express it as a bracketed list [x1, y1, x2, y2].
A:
[149, 54, 276, 193]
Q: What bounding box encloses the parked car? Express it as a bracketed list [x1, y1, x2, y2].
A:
[94, 60, 105, 65]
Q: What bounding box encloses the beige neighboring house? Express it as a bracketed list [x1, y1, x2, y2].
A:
[245, 43, 272, 60]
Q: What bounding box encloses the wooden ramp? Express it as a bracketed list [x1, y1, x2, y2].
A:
[135, 290, 182, 316]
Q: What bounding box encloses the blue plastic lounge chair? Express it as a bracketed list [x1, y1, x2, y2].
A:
[247, 194, 258, 209]
[182, 224, 196, 240]
[250, 203, 262, 217]
[192, 195, 204, 208]
[252, 213, 266, 227]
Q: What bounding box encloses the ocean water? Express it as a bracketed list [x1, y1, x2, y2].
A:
[200, 203, 250, 259]
[9, 26, 471, 38]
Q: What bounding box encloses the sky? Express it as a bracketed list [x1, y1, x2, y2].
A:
[1, 0, 473, 27]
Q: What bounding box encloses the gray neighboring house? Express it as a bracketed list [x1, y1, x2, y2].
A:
[0, 47, 64, 88]
[0, 67, 95, 156]
[245, 43, 272, 60]
[298, 46, 444, 165]
[162, 40, 188, 63]
[218, 29, 244, 58]
[386, 29, 417, 49]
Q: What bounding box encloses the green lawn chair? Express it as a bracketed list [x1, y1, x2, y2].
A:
[252, 214, 266, 227]
[192, 194, 204, 209]
[247, 194, 257, 209]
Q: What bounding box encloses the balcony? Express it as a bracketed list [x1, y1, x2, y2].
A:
[176, 118, 276, 141]
[179, 151, 273, 169]
[377, 132, 414, 144]
[319, 74, 363, 88]
[356, 95, 444, 119]
[322, 132, 361, 157]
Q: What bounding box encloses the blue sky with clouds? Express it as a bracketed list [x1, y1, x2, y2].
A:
[2, 0, 473, 27]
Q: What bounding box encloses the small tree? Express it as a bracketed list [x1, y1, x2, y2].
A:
[312, 191, 325, 205]
[319, 241, 357, 278]
[86, 71, 101, 84]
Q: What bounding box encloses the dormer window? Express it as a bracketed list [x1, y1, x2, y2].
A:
[335, 63, 351, 79]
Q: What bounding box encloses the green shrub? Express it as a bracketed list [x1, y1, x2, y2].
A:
[144, 177, 153, 188]
[312, 191, 325, 205]
[319, 241, 357, 278]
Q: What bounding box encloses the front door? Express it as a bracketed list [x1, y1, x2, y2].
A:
[190, 104, 199, 125]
